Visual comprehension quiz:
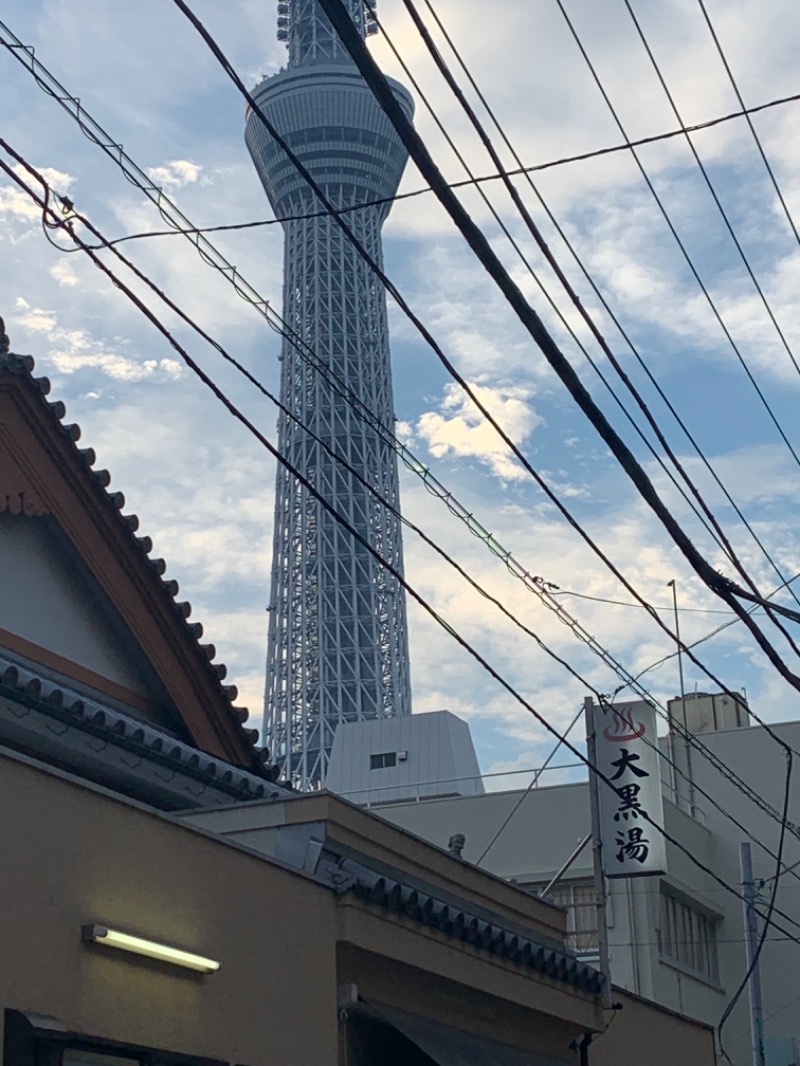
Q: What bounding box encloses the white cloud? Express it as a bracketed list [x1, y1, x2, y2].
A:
[50, 260, 79, 287]
[147, 159, 203, 189]
[417, 381, 543, 480]
[10, 303, 184, 382]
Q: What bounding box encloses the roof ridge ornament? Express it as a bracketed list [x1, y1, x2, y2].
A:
[0, 316, 9, 355]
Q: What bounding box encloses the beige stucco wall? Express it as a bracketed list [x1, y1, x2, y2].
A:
[0, 752, 339, 1066]
[0, 750, 715, 1066]
[592, 990, 715, 1065]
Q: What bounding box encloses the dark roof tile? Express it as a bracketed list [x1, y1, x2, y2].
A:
[0, 331, 272, 778]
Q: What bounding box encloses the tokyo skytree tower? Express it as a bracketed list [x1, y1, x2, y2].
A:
[245, 0, 413, 789]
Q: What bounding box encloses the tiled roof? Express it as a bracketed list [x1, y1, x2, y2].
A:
[0, 650, 285, 801]
[320, 856, 604, 995]
[0, 326, 274, 779]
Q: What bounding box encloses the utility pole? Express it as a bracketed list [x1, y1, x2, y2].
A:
[740, 843, 766, 1066]
[584, 696, 612, 1010]
[667, 579, 696, 815]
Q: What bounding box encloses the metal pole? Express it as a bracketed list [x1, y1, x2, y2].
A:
[541, 832, 591, 900]
[740, 843, 766, 1066]
[584, 696, 613, 1010]
[668, 579, 696, 815]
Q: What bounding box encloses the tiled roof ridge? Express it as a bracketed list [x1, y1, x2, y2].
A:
[0, 325, 276, 782]
[0, 650, 288, 800]
[320, 856, 603, 995]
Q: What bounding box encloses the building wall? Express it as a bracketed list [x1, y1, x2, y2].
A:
[370, 775, 763, 1060]
[0, 512, 165, 701]
[326, 711, 484, 805]
[592, 990, 715, 1066]
[0, 750, 339, 1066]
[676, 720, 800, 1056]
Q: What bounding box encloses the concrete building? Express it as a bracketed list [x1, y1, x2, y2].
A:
[326, 709, 484, 805]
[0, 329, 716, 1066]
[334, 703, 800, 1065]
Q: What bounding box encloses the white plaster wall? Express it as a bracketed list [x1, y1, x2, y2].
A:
[326, 710, 483, 804]
[0, 512, 164, 700]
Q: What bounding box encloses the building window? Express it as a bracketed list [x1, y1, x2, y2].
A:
[370, 752, 396, 770]
[659, 891, 719, 982]
[527, 879, 606, 955]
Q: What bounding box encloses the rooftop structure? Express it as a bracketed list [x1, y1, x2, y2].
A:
[245, 0, 414, 790]
[326, 709, 485, 805]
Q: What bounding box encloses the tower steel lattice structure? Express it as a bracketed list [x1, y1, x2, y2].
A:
[245, 0, 413, 789]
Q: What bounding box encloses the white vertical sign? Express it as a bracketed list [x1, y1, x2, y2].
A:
[592, 699, 666, 879]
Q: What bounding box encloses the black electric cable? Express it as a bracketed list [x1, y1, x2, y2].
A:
[170, 0, 800, 741]
[7, 11, 799, 659]
[9, 8, 800, 759]
[717, 750, 793, 1062]
[5, 10, 800, 632]
[387, 0, 800, 647]
[15, 166, 800, 955]
[3, 11, 800, 237]
[622, 0, 800, 382]
[7, 25, 800, 810]
[366, 6, 731, 560]
[551, 0, 800, 472]
[10, 153, 800, 949]
[694, 0, 800, 256]
[13, 144, 800, 904]
[400, 0, 800, 617]
[1, 62, 768, 750]
[281, 0, 800, 717]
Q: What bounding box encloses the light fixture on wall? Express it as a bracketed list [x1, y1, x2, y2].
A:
[82, 925, 220, 974]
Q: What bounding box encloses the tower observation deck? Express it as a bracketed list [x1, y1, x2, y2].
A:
[245, 0, 413, 789]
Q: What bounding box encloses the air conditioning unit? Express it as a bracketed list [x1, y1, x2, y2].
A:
[397, 750, 408, 761]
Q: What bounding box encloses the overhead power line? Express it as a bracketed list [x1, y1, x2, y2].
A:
[3, 14, 800, 244]
[388, 0, 800, 634]
[0, 27, 780, 768]
[551, 0, 800, 473]
[694, 0, 800, 256]
[622, 0, 800, 384]
[10, 141, 800, 903]
[7, 148, 799, 956]
[6, 7, 799, 719]
[300, 0, 800, 705]
[400, 0, 800, 617]
[166, 0, 800, 752]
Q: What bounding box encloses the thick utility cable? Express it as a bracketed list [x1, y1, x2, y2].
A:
[551, 0, 800, 472]
[400, 0, 800, 617]
[4, 14, 800, 237]
[9, 155, 800, 948]
[0, 45, 772, 761]
[305, 0, 800, 700]
[8, 12, 798, 742]
[623, 0, 800, 382]
[171, 0, 800, 720]
[373, 7, 731, 564]
[13, 145, 800, 889]
[695, 0, 800, 255]
[6, 12, 797, 645]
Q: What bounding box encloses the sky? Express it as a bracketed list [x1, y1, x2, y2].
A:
[2, 0, 800, 792]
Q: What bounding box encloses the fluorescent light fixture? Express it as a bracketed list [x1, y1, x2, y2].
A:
[82, 925, 220, 974]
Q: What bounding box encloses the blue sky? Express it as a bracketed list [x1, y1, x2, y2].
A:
[2, 0, 800, 787]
